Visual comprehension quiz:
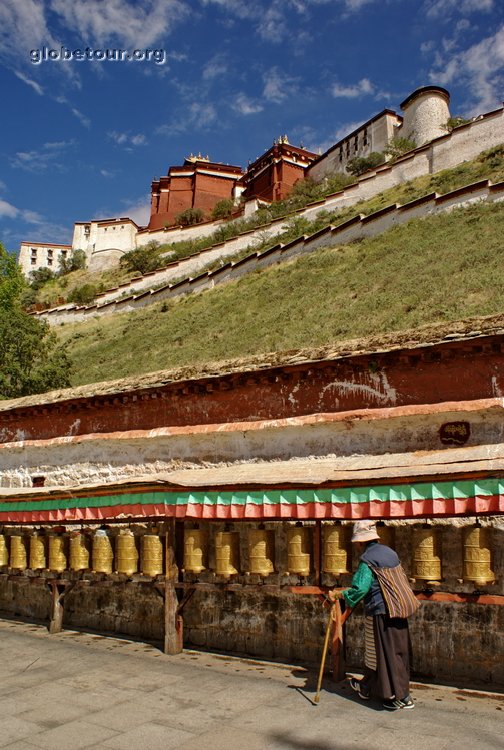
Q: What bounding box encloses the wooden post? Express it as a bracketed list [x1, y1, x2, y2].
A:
[331, 602, 345, 681]
[164, 519, 182, 655]
[47, 581, 76, 634]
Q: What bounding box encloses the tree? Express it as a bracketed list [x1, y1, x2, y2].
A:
[0, 242, 72, 399]
[58, 248, 87, 275]
[175, 207, 204, 226]
[346, 152, 386, 176]
[29, 267, 56, 290]
[441, 116, 470, 133]
[120, 240, 164, 275]
[384, 137, 417, 161]
[211, 199, 234, 220]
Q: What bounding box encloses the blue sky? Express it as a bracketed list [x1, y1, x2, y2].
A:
[1, 0, 503, 254]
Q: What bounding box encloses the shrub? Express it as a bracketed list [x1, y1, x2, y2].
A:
[120, 241, 163, 275]
[442, 117, 470, 132]
[67, 283, 98, 305]
[384, 137, 417, 161]
[346, 152, 386, 176]
[29, 267, 56, 290]
[175, 207, 204, 226]
[58, 248, 86, 275]
[211, 199, 234, 220]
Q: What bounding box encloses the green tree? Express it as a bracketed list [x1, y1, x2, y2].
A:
[384, 137, 417, 161]
[211, 199, 234, 220]
[120, 240, 164, 275]
[58, 248, 87, 275]
[29, 266, 56, 290]
[0, 242, 72, 399]
[346, 152, 386, 176]
[175, 207, 204, 226]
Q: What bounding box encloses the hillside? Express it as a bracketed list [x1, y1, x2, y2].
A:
[57, 196, 504, 388]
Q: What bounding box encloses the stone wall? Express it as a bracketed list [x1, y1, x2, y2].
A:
[0, 517, 502, 687]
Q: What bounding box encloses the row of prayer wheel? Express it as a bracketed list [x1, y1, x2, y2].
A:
[0, 531, 163, 577]
[185, 523, 496, 584]
[0, 524, 495, 585]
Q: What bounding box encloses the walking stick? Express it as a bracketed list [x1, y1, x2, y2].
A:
[313, 603, 335, 704]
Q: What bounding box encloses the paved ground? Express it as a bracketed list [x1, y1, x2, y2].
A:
[0, 618, 502, 750]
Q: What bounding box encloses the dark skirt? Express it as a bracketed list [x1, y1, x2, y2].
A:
[361, 614, 411, 700]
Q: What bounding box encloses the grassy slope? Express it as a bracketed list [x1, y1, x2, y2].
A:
[59, 199, 504, 386]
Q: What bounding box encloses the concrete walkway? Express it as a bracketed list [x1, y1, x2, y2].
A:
[0, 619, 502, 750]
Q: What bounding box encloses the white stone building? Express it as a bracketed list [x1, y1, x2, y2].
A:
[18, 241, 72, 279]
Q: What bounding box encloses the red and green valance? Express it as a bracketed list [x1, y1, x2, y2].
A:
[0, 477, 502, 523]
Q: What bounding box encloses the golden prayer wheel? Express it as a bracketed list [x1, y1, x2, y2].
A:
[248, 528, 275, 577]
[48, 534, 67, 572]
[92, 530, 113, 574]
[0, 534, 10, 566]
[462, 525, 495, 586]
[29, 532, 46, 570]
[115, 531, 138, 576]
[141, 534, 163, 577]
[377, 523, 396, 549]
[287, 525, 311, 576]
[322, 523, 351, 575]
[10, 535, 28, 570]
[183, 528, 207, 574]
[412, 526, 442, 583]
[215, 531, 240, 578]
[69, 532, 90, 571]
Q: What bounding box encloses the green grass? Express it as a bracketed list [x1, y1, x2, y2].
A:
[58, 199, 504, 386]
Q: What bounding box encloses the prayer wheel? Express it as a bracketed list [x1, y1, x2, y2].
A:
[29, 532, 46, 570]
[69, 532, 90, 571]
[92, 530, 113, 574]
[377, 523, 396, 549]
[462, 525, 495, 586]
[322, 523, 351, 575]
[248, 528, 275, 577]
[287, 525, 311, 576]
[215, 531, 240, 578]
[115, 530, 138, 576]
[412, 526, 442, 583]
[141, 533, 163, 576]
[0, 534, 8, 566]
[10, 535, 28, 570]
[48, 534, 67, 573]
[183, 528, 207, 574]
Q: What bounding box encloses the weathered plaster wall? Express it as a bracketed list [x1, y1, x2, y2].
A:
[2, 334, 504, 445]
[1, 401, 503, 488]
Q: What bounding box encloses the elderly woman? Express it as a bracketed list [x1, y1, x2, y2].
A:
[330, 520, 416, 710]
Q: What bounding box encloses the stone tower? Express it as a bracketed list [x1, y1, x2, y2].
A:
[400, 85, 451, 146]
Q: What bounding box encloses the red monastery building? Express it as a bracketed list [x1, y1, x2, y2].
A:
[148, 155, 243, 230]
[241, 137, 318, 202]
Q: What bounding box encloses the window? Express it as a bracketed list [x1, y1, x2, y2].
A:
[363, 129, 368, 146]
[31, 258, 37, 265]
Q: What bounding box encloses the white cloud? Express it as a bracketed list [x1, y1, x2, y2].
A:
[262, 67, 299, 103]
[331, 78, 374, 98]
[425, 0, 494, 19]
[71, 107, 91, 128]
[232, 93, 264, 115]
[50, 0, 189, 48]
[0, 1, 59, 63]
[202, 53, 228, 79]
[14, 70, 44, 95]
[119, 197, 151, 226]
[429, 24, 504, 113]
[157, 100, 218, 135]
[0, 199, 19, 219]
[10, 140, 76, 173]
[108, 131, 148, 147]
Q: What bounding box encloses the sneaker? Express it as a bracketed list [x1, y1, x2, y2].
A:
[383, 699, 401, 710]
[397, 695, 415, 709]
[349, 677, 371, 700]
